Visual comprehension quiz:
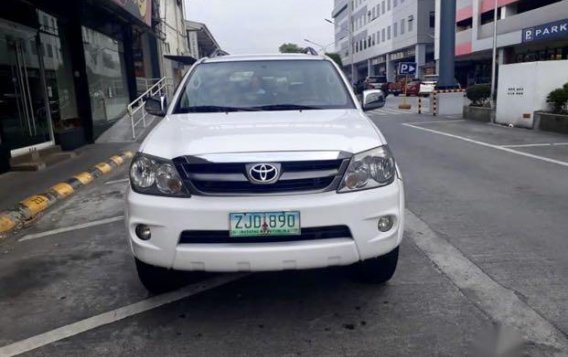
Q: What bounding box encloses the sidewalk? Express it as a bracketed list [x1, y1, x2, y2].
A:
[0, 143, 138, 212]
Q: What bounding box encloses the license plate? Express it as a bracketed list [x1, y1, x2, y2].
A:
[229, 211, 301, 237]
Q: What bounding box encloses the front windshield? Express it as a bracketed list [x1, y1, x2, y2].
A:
[174, 60, 355, 113]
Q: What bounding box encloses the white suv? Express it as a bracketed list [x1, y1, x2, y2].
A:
[126, 54, 404, 292]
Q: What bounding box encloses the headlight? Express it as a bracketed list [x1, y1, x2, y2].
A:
[130, 153, 189, 197]
[338, 146, 395, 193]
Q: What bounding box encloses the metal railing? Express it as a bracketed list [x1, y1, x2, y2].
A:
[136, 77, 163, 96]
[128, 77, 170, 140]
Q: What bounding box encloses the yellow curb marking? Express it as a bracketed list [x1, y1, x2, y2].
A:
[20, 195, 50, 216]
[124, 151, 134, 158]
[110, 155, 124, 166]
[95, 162, 112, 174]
[51, 183, 74, 198]
[0, 214, 17, 233]
[74, 172, 94, 185]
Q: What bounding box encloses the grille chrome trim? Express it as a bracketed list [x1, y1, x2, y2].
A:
[173, 155, 352, 196]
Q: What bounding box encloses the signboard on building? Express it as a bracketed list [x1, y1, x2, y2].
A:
[398, 62, 417, 75]
[523, 18, 568, 43]
[111, 0, 152, 26]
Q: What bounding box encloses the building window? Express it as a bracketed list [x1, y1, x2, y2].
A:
[408, 15, 414, 32]
[382, 28, 385, 42]
[387, 0, 391, 11]
[394, 22, 398, 37]
[430, 11, 435, 28]
[368, 36, 371, 47]
[372, 7, 376, 19]
[382, 1, 385, 14]
[372, 33, 376, 45]
[377, 5, 380, 16]
[387, 26, 391, 40]
[394, 0, 398, 6]
[401, 19, 405, 34]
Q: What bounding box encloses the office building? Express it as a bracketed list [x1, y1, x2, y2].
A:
[331, 0, 436, 82]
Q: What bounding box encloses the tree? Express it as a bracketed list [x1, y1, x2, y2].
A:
[279, 43, 305, 53]
[325, 53, 343, 67]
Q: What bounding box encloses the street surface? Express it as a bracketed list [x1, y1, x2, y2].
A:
[1, 96, 568, 356]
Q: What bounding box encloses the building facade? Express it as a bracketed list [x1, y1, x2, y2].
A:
[331, 0, 436, 82]
[435, 0, 568, 86]
[157, 0, 189, 86]
[186, 20, 222, 60]
[0, 0, 161, 162]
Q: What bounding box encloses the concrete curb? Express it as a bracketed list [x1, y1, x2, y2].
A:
[0, 151, 134, 239]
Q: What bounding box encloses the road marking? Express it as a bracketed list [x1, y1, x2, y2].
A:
[403, 123, 568, 168]
[405, 209, 568, 353]
[18, 216, 124, 242]
[405, 119, 466, 125]
[0, 274, 247, 357]
[105, 178, 130, 185]
[501, 142, 568, 148]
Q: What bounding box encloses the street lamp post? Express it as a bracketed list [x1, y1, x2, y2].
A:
[325, 16, 355, 85]
[304, 39, 325, 53]
[490, 0, 498, 119]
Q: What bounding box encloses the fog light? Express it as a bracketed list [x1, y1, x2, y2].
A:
[378, 216, 394, 232]
[135, 224, 151, 240]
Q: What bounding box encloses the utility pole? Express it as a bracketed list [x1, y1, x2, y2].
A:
[438, 0, 457, 89]
[490, 0, 498, 119]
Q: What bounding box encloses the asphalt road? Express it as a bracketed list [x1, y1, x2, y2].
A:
[1, 97, 568, 356]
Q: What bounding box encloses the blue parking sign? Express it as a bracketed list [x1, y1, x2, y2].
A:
[398, 62, 417, 75]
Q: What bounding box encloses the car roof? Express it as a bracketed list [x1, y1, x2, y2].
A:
[202, 53, 327, 63]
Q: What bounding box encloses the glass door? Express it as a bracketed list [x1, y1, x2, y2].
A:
[0, 19, 54, 156]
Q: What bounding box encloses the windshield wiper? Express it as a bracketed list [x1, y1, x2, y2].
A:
[251, 104, 320, 111]
[175, 106, 260, 113]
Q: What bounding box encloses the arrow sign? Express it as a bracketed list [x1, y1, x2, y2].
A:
[398, 62, 417, 75]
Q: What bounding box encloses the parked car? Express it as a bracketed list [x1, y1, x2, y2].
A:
[405, 81, 422, 96]
[364, 76, 389, 94]
[129, 53, 405, 292]
[418, 75, 437, 96]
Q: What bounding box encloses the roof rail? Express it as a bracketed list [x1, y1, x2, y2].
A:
[209, 49, 230, 58]
[303, 47, 319, 56]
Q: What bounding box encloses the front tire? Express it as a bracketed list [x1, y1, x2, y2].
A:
[352, 247, 399, 284]
[135, 258, 186, 293]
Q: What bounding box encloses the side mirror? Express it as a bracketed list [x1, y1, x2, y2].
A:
[362, 89, 385, 111]
[144, 96, 167, 117]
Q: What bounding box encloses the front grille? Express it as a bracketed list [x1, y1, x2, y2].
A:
[173, 157, 350, 195]
[179, 225, 352, 244]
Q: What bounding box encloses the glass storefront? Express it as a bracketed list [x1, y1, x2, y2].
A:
[0, 9, 80, 156]
[38, 11, 79, 131]
[0, 18, 53, 154]
[82, 26, 129, 138]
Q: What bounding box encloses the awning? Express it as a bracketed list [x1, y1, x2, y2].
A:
[163, 55, 197, 65]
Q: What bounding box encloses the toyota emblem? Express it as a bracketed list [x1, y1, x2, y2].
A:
[246, 163, 281, 184]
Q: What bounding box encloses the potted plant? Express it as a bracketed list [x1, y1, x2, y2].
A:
[54, 118, 86, 151]
[463, 84, 493, 122]
[538, 83, 568, 134]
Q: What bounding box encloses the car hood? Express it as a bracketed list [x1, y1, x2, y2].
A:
[140, 109, 386, 159]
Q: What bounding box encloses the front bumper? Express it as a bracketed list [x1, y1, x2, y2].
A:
[125, 179, 405, 272]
